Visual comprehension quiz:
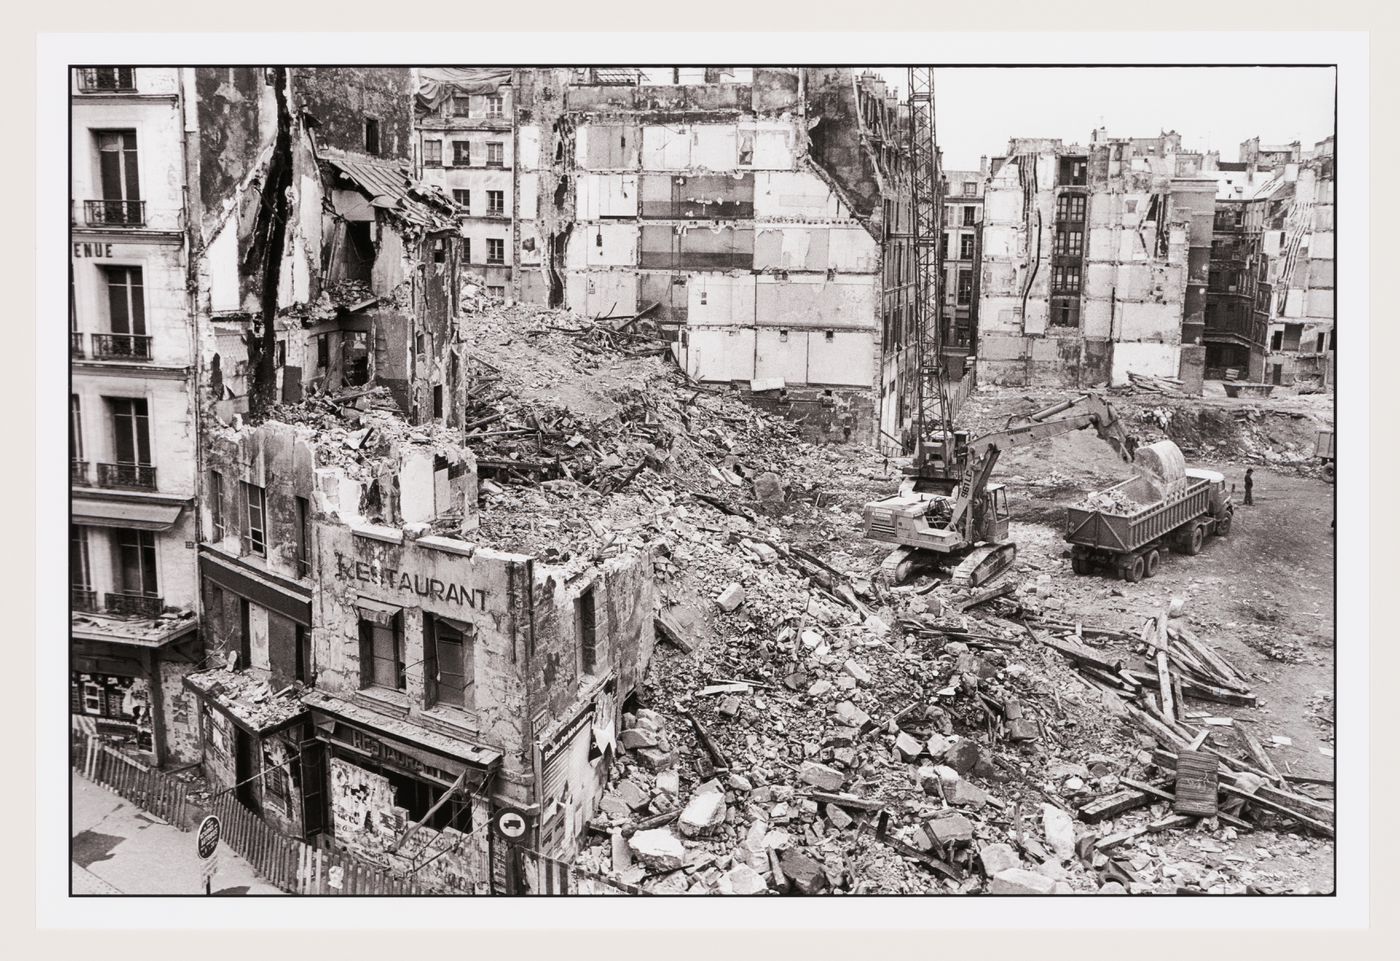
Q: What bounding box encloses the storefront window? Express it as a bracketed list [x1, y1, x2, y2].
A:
[359, 615, 404, 691]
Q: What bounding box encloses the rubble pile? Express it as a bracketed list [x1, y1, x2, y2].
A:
[183, 667, 306, 731]
[1074, 489, 1145, 516]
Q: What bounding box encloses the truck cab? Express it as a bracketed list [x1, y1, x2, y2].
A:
[1186, 468, 1233, 536]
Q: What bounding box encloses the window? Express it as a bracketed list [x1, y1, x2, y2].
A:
[364, 118, 380, 156]
[487, 190, 505, 216]
[426, 615, 476, 711]
[824, 330, 835, 342]
[959, 234, 975, 259]
[1055, 193, 1086, 222]
[1051, 265, 1082, 294]
[486, 142, 504, 167]
[452, 141, 470, 166]
[485, 94, 504, 119]
[1315, 333, 1326, 354]
[1051, 301, 1080, 328]
[81, 68, 135, 92]
[1058, 156, 1088, 186]
[1270, 330, 1283, 351]
[432, 384, 444, 420]
[71, 525, 91, 592]
[1053, 228, 1083, 258]
[463, 238, 471, 264]
[96, 130, 140, 204]
[359, 614, 404, 690]
[242, 481, 267, 557]
[486, 285, 505, 299]
[82, 681, 103, 714]
[70, 395, 84, 466]
[963, 206, 976, 227]
[961, 181, 977, 198]
[450, 96, 469, 118]
[316, 333, 330, 370]
[274, 339, 286, 368]
[577, 588, 597, 675]
[486, 238, 504, 264]
[295, 496, 311, 576]
[431, 237, 447, 263]
[210, 470, 225, 540]
[103, 266, 146, 336]
[108, 397, 151, 466]
[452, 189, 470, 209]
[115, 528, 158, 596]
[423, 139, 442, 166]
[957, 268, 974, 305]
[940, 233, 949, 260]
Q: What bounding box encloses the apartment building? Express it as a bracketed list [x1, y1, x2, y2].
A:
[512, 67, 917, 448]
[977, 131, 1212, 391]
[69, 67, 202, 766]
[941, 165, 985, 359]
[414, 69, 516, 298]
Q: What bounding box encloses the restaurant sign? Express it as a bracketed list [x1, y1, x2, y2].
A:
[334, 551, 489, 610]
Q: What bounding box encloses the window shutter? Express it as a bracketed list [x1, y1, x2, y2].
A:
[423, 615, 439, 707]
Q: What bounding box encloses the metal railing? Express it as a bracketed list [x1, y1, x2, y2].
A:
[71, 332, 86, 357]
[104, 592, 164, 618]
[71, 460, 90, 486]
[91, 333, 153, 360]
[76, 68, 136, 93]
[97, 462, 157, 490]
[84, 199, 146, 227]
[72, 588, 99, 612]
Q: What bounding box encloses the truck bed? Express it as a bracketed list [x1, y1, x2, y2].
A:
[1065, 478, 1211, 554]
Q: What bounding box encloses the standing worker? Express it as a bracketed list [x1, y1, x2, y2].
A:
[1244, 468, 1255, 506]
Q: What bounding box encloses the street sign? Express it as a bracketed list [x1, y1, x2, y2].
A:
[492, 807, 528, 840]
[197, 815, 221, 860]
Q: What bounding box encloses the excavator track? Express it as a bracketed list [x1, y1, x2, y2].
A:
[879, 546, 921, 584]
[951, 542, 1017, 588]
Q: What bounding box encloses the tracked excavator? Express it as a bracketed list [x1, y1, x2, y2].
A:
[862, 394, 1138, 586]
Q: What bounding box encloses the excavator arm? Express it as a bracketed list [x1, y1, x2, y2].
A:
[946, 395, 1136, 532]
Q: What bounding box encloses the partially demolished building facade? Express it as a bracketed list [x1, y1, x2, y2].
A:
[977, 131, 1213, 391]
[508, 68, 917, 449]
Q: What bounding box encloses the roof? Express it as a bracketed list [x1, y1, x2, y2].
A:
[301, 688, 503, 771]
[416, 68, 511, 113]
[318, 147, 458, 231]
[184, 667, 308, 735]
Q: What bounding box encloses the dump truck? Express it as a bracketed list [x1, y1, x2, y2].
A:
[1065, 440, 1233, 582]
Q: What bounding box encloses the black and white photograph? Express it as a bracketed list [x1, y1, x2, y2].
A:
[31, 21, 1378, 939]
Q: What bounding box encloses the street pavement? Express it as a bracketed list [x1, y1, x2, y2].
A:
[71, 772, 283, 895]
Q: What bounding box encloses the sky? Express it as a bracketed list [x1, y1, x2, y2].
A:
[873, 66, 1336, 171]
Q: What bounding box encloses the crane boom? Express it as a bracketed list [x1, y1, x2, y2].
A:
[907, 67, 951, 473]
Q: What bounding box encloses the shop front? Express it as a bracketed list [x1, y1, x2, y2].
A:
[300, 688, 501, 893]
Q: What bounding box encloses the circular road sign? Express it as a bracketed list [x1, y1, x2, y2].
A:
[197, 815, 221, 860]
[493, 807, 528, 840]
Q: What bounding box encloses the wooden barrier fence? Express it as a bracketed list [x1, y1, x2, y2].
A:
[75, 733, 199, 831]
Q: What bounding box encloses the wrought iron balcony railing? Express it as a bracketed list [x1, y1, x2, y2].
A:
[72, 588, 99, 613]
[104, 592, 163, 618]
[84, 199, 146, 227]
[97, 462, 157, 491]
[77, 68, 136, 93]
[91, 333, 153, 360]
[71, 332, 85, 357]
[71, 460, 90, 486]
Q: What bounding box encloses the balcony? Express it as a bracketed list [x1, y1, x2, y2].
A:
[77, 68, 136, 93]
[91, 333, 153, 361]
[1204, 313, 1264, 347]
[72, 588, 99, 613]
[104, 592, 164, 618]
[97, 463, 157, 491]
[71, 332, 85, 357]
[71, 460, 90, 486]
[84, 200, 146, 227]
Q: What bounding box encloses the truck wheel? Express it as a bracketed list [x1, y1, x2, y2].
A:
[1216, 512, 1232, 537]
[1144, 549, 1160, 578]
[1071, 554, 1090, 575]
[1123, 554, 1145, 583]
[1183, 524, 1205, 556]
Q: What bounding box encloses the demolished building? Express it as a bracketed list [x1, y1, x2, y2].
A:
[509, 67, 918, 450]
[977, 131, 1214, 392]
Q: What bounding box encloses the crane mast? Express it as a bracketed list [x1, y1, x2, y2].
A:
[907, 67, 953, 477]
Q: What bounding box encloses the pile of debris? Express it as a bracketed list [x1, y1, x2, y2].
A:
[1074, 488, 1145, 516]
[183, 664, 306, 732]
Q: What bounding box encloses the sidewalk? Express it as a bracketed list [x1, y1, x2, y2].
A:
[71, 772, 283, 895]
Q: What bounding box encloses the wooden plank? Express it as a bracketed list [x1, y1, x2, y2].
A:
[1219, 784, 1335, 837]
[1078, 788, 1154, 823]
[1156, 648, 1176, 724]
[1038, 634, 1125, 674]
[1171, 626, 1250, 688]
[1152, 749, 1335, 825]
[1237, 724, 1286, 783]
